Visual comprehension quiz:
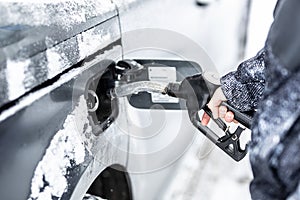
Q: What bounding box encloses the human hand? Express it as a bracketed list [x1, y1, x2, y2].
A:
[201, 87, 236, 125]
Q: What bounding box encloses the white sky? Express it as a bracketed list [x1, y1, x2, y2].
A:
[245, 0, 278, 57]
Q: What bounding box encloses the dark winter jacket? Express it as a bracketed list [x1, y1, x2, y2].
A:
[220, 0, 300, 199]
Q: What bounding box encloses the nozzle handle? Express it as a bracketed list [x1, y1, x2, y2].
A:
[220, 101, 253, 129]
[188, 110, 248, 161]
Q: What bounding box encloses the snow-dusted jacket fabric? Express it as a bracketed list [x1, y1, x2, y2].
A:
[220, 49, 266, 112]
[220, 0, 300, 199]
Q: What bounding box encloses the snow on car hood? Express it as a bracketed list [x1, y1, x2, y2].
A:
[0, 0, 120, 110]
[0, 0, 115, 29]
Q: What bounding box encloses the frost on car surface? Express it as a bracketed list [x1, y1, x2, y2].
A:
[28, 95, 90, 200]
[0, 0, 119, 108]
[0, 0, 115, 28]
[0, 43, 123, 199]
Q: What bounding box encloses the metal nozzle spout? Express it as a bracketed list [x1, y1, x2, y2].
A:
[109, 81, 170, 99]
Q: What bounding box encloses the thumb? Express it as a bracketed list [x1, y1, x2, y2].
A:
[207, 87, 227, 119]
[207, 100, 220, 119]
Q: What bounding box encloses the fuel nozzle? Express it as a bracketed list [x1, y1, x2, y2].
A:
[164, 82, 184, 98]
[164, 73, 218, 112]
[164, 72, 252, 161]
[109, 59, 252, 161]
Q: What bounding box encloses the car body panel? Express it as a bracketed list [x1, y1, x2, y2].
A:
[0, 1, 125, 197]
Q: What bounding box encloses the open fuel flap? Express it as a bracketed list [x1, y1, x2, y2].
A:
[85, 59, 202, 135]
[84, 61, 119, 136]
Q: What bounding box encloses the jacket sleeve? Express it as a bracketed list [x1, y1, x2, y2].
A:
[220, 49, 266, 112]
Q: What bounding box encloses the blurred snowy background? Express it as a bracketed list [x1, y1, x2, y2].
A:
[164, 1, 277, 199]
